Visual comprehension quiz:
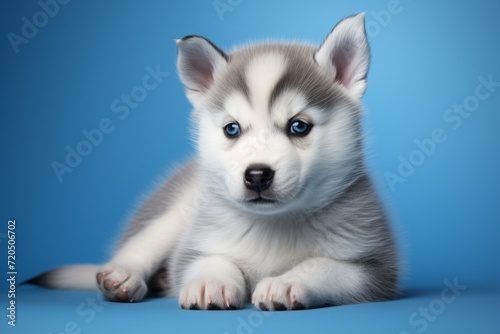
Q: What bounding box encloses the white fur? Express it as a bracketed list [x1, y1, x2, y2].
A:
[252, 258, 364, 309]
[197, 88, 306, 213]
[179, 256, 246, 309]
[110, 203, 186, 278]
[245, 52, 287, 113]
[37, 264, 100, 290]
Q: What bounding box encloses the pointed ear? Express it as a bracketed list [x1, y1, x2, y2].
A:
[314, 13, 370, 99]
[176, 35, 228, 105]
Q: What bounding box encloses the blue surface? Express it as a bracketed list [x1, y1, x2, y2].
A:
[6, 285, 500, 334]
[1, 0, 500, 333]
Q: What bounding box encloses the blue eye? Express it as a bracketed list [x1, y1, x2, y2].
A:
[289, 120, 311, 136]
[224, 122, 241, 138]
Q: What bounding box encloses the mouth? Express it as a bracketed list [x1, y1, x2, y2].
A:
[247, 196, 277, 205]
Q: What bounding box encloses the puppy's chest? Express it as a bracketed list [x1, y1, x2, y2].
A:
[194, 215, 329, 278]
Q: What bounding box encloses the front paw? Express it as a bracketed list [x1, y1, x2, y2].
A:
[179, 279, 245, 310]
[252, 276, 309, 311]
[96, 265, 147, 303]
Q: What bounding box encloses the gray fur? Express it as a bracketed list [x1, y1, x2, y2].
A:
[118, 160, 198, 245]
[206, 43, 347, 113]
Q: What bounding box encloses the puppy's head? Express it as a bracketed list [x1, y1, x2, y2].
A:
[176, 14, 370, 215]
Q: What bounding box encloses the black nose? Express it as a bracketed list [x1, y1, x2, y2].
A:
[244, 164, 274, 193]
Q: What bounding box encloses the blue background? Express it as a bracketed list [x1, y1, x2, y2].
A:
[1, 1, 499, 333]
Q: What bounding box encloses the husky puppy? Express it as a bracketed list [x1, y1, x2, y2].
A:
[33, 13, 398, 310]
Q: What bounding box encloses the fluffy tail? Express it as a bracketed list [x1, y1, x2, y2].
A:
[28, 264, 100, 290]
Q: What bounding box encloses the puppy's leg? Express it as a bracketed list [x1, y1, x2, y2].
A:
[253, 257, 395, 310]
[179, 256, 247, 310]
[97, 207, 185, 302]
